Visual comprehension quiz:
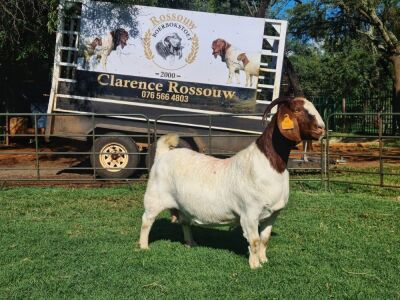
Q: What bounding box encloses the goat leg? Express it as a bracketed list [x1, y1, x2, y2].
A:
[182, 224, 197, 247]
[241, 217, 261, 269]
[258, 212, 279, 264]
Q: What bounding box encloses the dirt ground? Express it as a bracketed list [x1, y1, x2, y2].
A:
[0, 137, 399, 185]
[0, 138, 148, 185]
[323, 138, 400, 167]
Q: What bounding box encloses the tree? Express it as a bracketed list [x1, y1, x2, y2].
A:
[338, 0, 400, 133]
[288, 0, 400, 133]
[0, 0, 60, 65]
[0, 1, 58, 112]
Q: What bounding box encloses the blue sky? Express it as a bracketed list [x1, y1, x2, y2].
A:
[273, 0, 308, 18]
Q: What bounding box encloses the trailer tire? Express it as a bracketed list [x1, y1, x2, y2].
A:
[146, 138, 193, 171]
[90, 133, 140, 179]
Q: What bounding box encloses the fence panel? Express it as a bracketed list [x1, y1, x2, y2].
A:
[326, 112, 400, 189]
[1, 112, 398, 189]
[0, 113, 151, 184]
[308, 92, 395, 135]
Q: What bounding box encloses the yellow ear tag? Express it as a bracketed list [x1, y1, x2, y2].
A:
[281, 114, 294, 130]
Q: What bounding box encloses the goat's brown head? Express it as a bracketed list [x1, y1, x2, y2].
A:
[112, 28, 129, 50]
[90, 37, 102, 49]
[237, 53, 250, 66]
[263, 96, 325, 143]
[211, 38, 231, 61]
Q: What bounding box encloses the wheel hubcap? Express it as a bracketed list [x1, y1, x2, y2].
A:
[99, 143, 129, 172]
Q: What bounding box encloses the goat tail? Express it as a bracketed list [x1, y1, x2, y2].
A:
[155, 133, 179, 159]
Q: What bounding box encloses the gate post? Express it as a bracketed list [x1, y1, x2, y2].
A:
[378, 113, 384, 187]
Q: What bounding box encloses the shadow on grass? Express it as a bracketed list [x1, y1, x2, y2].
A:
[149, 218, 277, 257]
[56, 158, 148, 179]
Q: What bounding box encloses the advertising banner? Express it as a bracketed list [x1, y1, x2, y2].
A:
[75, 2, 265, 113]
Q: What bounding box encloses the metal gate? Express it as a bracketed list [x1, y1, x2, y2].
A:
[1, 112, 399, 189]
[326, 112, 400, 188]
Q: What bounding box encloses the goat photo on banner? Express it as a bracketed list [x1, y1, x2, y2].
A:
[72, 1, 265, 114]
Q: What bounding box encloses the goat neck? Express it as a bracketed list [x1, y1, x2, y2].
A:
[256, 115, 296, 173]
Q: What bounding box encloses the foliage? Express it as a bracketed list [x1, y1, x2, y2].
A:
[287, 38, 391, 99]
[0, 0, 58, 62]
[80, 2, 140, 38]
[286, 1, 399, 98]
[0, 185, 399, 298]
[288, 0, 400, 53]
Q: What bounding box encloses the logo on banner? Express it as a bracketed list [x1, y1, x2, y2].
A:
[144, 14, 199, 70]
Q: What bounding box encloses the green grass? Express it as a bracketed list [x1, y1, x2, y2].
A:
[290, 164, 400, 188]
[0, 185, 399, 299]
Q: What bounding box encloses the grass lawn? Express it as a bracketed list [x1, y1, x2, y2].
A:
[0, 184, 399, 299]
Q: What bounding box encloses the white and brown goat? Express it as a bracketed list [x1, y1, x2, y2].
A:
[237, 52, 259, 87]
[212, 38, 258, 86]
[139, 97, 325, 269]
[80, 28, 129, 71]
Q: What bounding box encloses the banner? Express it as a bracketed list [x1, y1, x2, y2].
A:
[75, 2, 265, 113]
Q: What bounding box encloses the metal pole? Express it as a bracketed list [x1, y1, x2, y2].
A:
[378, 113, 384, 187]
[34, 114, 40, 180]
[5, 112, 9, 146]
[326, 115, 331, 191]
[92, 114, 96, 179]
[46, 0, 66, 141]
[208, 115, 212, 155]
[146, 116, 151, 174]
[320, 137, 326, 191]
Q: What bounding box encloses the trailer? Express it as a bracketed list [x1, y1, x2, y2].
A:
[47, 0, 287, 178]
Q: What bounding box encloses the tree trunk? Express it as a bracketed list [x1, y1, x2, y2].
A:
[390, 54, 400, 135]
[283, 56, 304, 97]
[256, 0, 271, 18]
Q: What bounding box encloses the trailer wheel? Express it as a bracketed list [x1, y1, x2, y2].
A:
[90, 133, 140, 179]
[146, 138, 193, 171]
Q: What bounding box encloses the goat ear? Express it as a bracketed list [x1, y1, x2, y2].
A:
[262, 96, 293, 124]
[277, 105, 302, 143]
[237, 53, 245, 61]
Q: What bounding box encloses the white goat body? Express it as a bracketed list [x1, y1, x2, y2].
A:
[224, 46, 245, 84]
[149, 137, 288, 225]
[99, 32, 114, 71]
[237, 53, 260, 87]
[140, 134, 289, 268]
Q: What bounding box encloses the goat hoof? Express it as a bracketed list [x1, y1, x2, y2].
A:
[259, 255, 268, 264]
[185, 241, 198, 248]
[249, 256, 261, 269]
[249, 261, 262, 269]
[139, 243, 149, 250]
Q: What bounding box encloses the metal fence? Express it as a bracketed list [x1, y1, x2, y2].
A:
[325, 112, 400, 189]
[0, 113, 151, 183]
[0, 112, 399, 189]
[309, 92, 398, 135]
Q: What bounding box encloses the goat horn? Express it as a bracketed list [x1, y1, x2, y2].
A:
[262, 96, 294, 125]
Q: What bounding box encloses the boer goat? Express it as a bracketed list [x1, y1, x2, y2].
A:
[139, 97, 325, 269]
[237, 52, 259, 87]
[99, 28, 129, 71]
